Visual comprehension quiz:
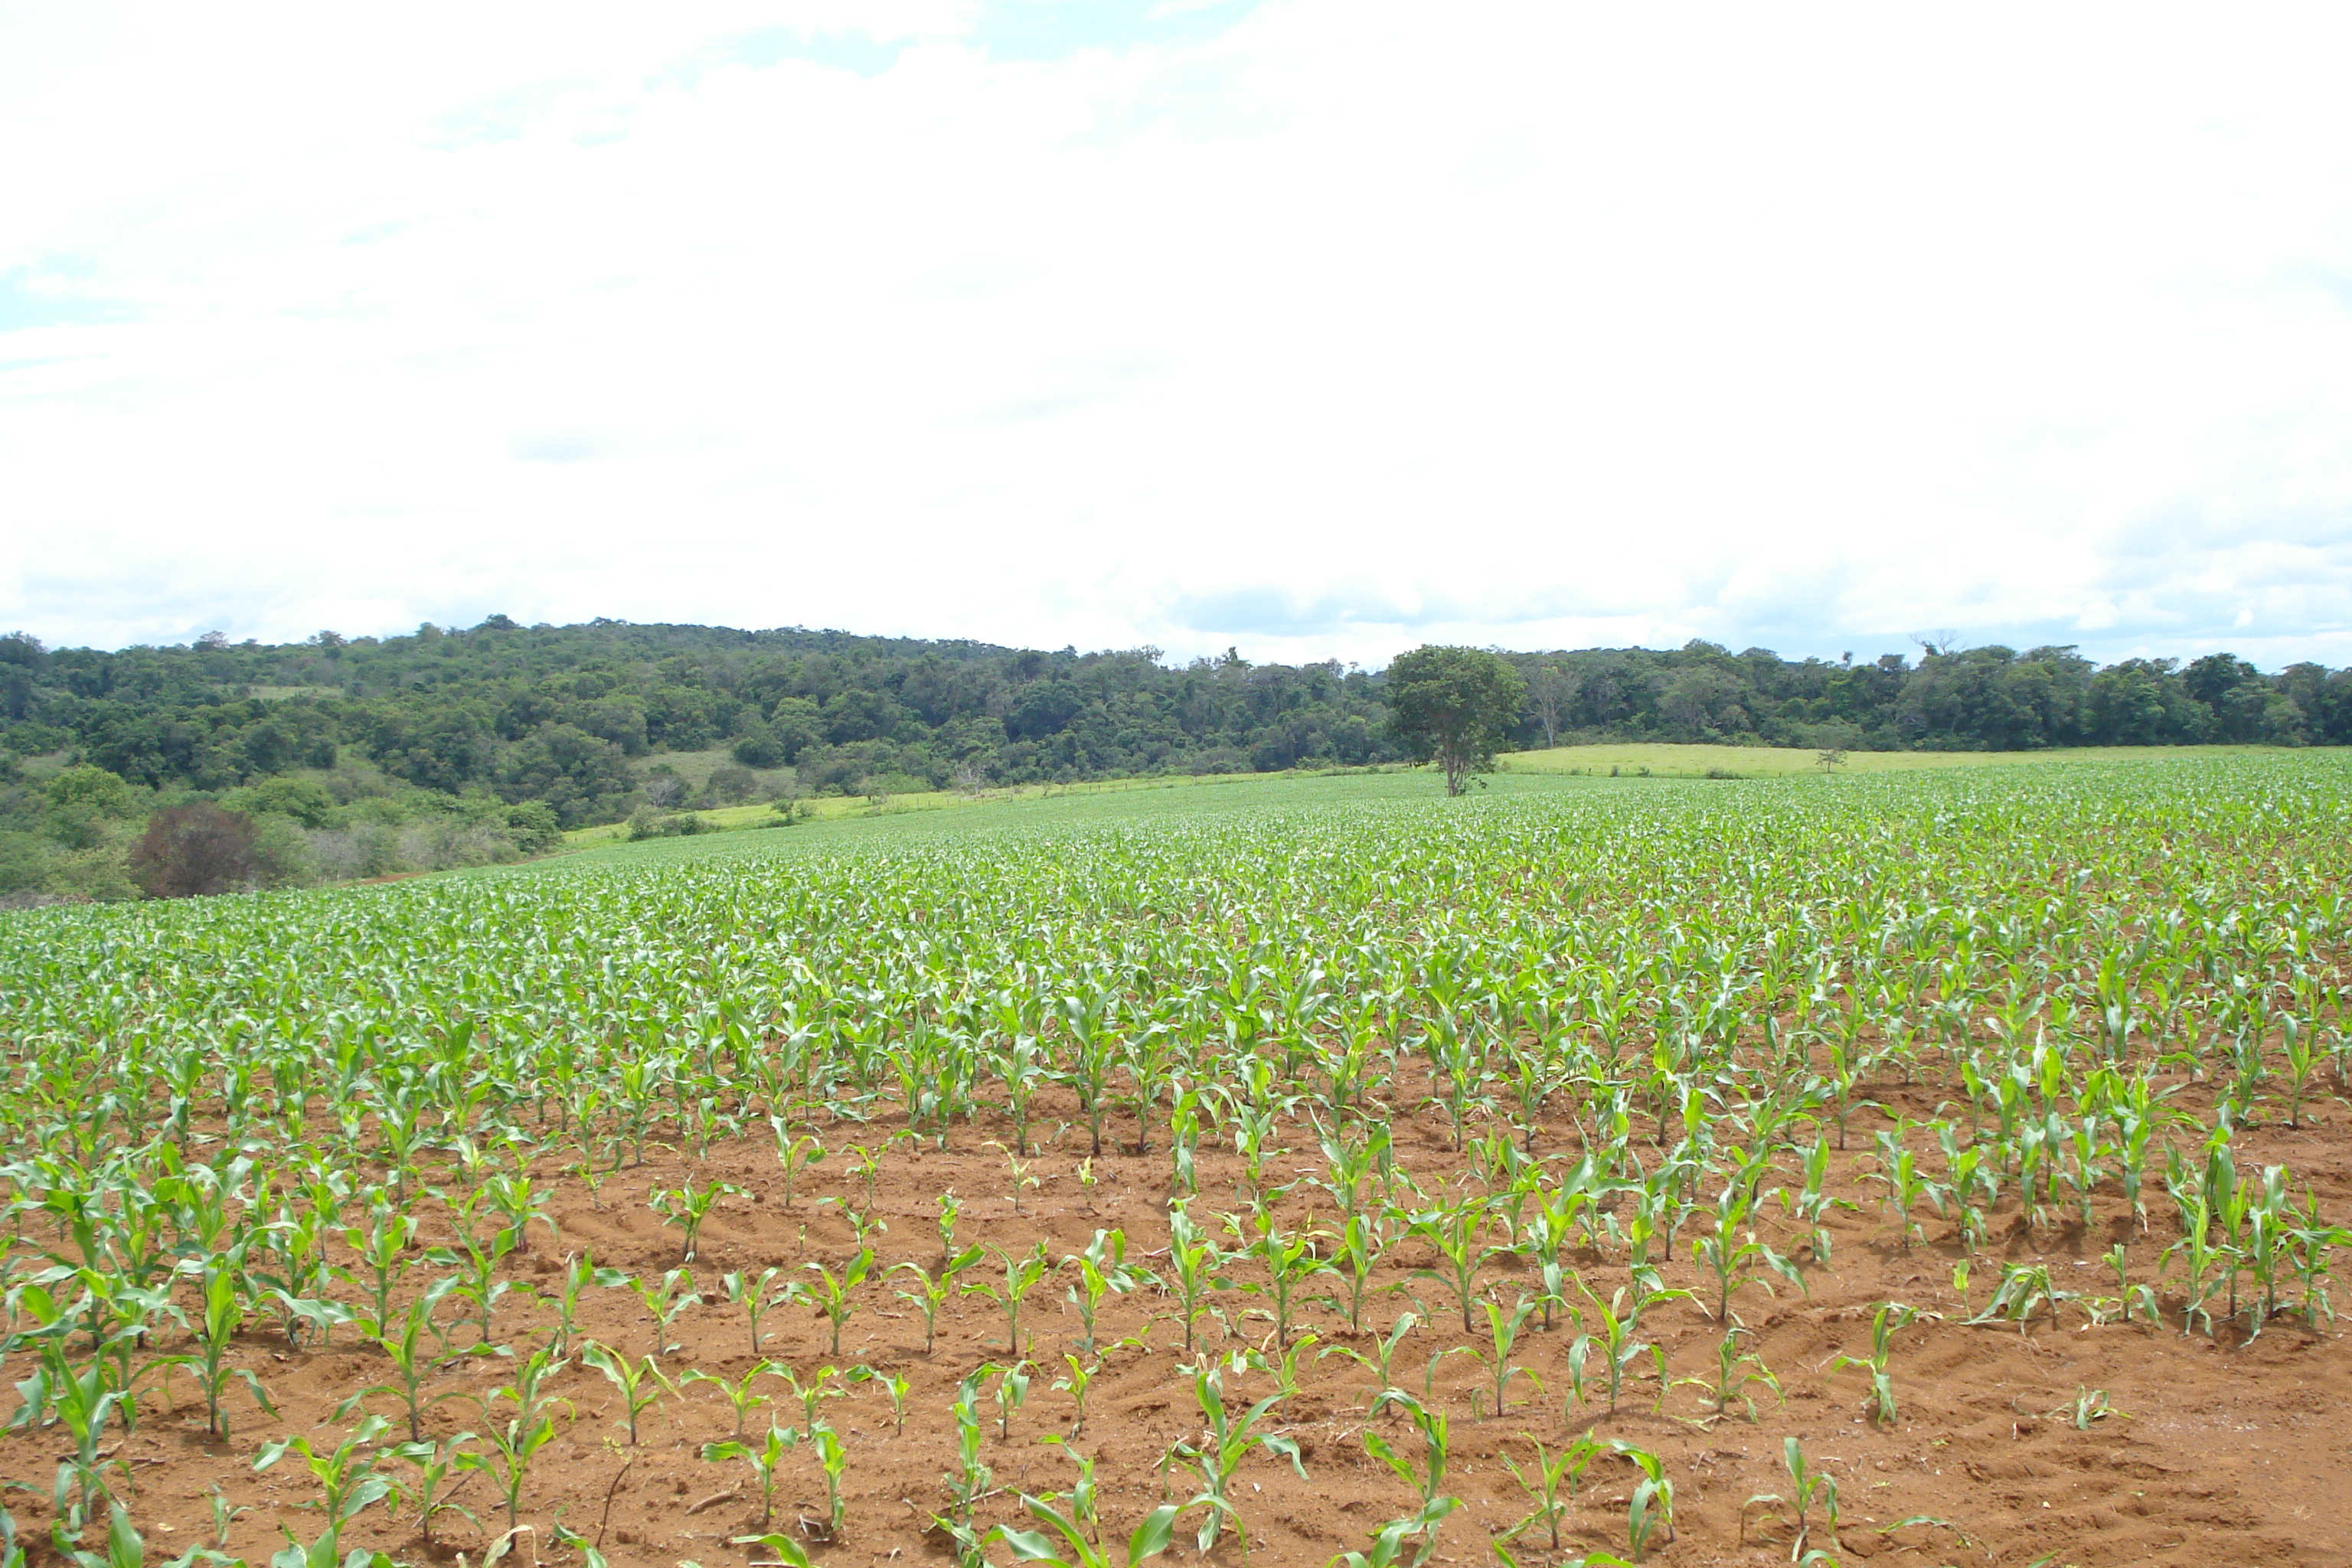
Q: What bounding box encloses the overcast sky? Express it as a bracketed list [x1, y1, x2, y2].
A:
[5, 2, 2352, 670]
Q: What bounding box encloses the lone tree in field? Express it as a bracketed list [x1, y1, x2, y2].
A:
[1385, 645, 1527, 796]
[127, 802, 261, 898]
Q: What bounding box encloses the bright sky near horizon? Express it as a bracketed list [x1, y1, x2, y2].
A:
[5, 2, 2352, 670]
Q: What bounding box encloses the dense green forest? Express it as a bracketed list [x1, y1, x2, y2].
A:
[2, 616, 2345, 901]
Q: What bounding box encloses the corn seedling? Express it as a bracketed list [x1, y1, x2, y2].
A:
[1566, 1282, 1690, 1418]
[683, 1360, 776, 1440]
[1168, 1364, 1306, 1555]
[580, 1341, 674, 1445]
[336, 1276, 474, 1442]
[650, 1178, 742, 1263]
[792, 1246, 875, 1356]
[771, 1361, 846, 1440]
[1330, 1497, 1460, 1568]
[1827, 1302, 1920, 1426]
[1164, 1204, 1229, 1355]
[769, 1122, 827, 1208]
[1466, 1295, 1543, 1419]
[1677, 1327, 1783, 1424]
[1612, 1442, 1676, 1562]
[632, 1266, 702, 1358]
[1741, 1436, 1838, 1560]
[1499, 1434, 1601, 1553]
[162, 1256, 276, 1442]
[1066, 1229, 1147, 1357]
[384, 1432, 480, 1545]
[1054, 1355, 1097, 1435]
[724, 1266, 790, 1357]
[1321, 1308, 1419, 1409]
[462, 1408, 560, 1532]
[549, 1251, 630, 1357]
[964, 1240, 1056, 1358]
[811, 1421, 848, 1537]
[703, 1423, 798, 1530]
[893, 1246, 979, 1355]
[992, 1494, 1181, 1568]
[848, 1364, 912, 1433]
[253, 1413, 401, 1556]
[1363, 1391, 1450, 1508]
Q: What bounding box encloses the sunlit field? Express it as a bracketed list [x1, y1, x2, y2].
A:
[4, 755, 2349, 1566]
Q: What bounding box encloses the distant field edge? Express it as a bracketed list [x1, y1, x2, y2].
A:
[1501, 740, 2337, 777]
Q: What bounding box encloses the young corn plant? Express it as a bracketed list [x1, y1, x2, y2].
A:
[937, 1372, 995, 1564]
[1315, 1210, 1397, 1332]
[771, 1362, 847, 1441]
[1612, 1442, 1676, 1563]
[423, 1192, 524, 1348]
[963, 1241, 1054, 1357]
[384, 1432, 479, 1546]
[989, 1360, 1033, 1441]
[810, 1420, 849, 1538]
[580, 1341, 675, 1445]
[792, 1246, 876, 1357]
[1164, 1204, 1229, 1355]
[1499, 1434, 1601, 1555]
[1054, 1354, 1098, 1436]
[1867, 1129, 1949, 1250]
[1675, 1328, 1783, 1425]
[1403, 1196, 1491, 1333]
[683, 1360, 777, 1440]
[1566, 1282, 1690, 1419]
[893, 1246, 982, 1355]
[1166, 1366, 1306, 1557]
[848, 1364, 913, 1434]
[548, 1250, 630, 1357]
[1066, 1228, 1147, 1357]
[991, 1494, 1181, 1568]
[724, 1266, 790, 1357]
[343, 1206, 418, 1337]
[1741, 1436, 1839, 1561]
[1827, 1302, 1920, 1426]
[704, 1423, 799, 1532]
[462, 1408, 560, 1534]
[253, 1413, 403, 1557]
[1332, 1498, 1461, 1568]
[163, 1256, 277, 1442]
[1689, 1181, 1805, 1326]
[769, 1122, 827, 1207]
[1321, 1308, 1420, 1411]
[13, 1338, 132, 1542]
[650, 1179, 743, 1263]
[1234, 1213, 1331, 1348]
[338, 1277, 474, 1442]
[633, 1266, 702, 1358]
[1466, 1295, 1544, 1420]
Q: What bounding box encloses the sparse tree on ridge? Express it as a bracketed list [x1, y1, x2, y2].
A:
[1385, 645, 1527, 796]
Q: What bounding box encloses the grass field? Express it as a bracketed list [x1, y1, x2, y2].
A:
[1504, 739, 2314, 777]
[5, 753, 2349, 1566]
[564, 743, 2328, 848]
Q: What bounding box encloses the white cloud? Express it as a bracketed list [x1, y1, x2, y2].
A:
[5, 2, 2352, 668]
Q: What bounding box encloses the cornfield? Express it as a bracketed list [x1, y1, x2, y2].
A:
[2, 756, 2347, 1566]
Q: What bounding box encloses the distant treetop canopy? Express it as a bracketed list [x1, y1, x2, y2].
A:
[0, 622, 2337, 830]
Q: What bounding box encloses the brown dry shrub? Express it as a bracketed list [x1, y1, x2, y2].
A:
[127, 802, 260, 898]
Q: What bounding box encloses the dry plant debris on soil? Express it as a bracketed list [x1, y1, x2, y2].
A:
[2, 756, 2350, 1568]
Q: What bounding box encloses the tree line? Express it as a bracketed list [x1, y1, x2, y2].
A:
[1, 619, 2342, 853]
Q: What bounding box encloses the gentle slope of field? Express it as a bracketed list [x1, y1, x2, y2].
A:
[2, 753, 2347, 1568]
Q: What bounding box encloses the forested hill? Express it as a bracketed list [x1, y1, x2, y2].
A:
[2, 619, 2345, 829]
[0, 620, 1394, 825]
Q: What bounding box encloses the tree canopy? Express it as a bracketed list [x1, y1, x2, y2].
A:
[1385, 645, 1527, 795]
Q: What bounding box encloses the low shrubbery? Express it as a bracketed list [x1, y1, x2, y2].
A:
[0, 757, 564, 901]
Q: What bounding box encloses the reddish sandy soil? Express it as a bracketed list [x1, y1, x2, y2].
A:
[8, 1065, 2349, 1568]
